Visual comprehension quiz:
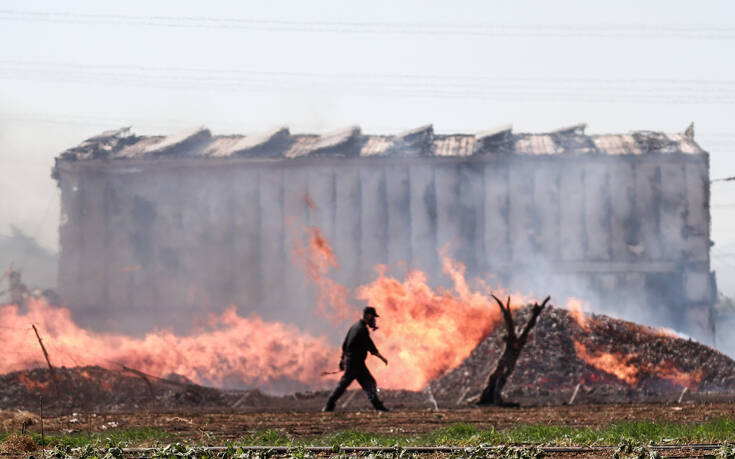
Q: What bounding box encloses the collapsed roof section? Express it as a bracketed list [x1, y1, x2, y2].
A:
[55, 123, 706, 162]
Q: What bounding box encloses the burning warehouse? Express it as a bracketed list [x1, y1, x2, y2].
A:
[51, 123, 716, 344]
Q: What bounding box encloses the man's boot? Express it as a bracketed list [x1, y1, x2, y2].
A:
[373, 401, 389, 412]
[322, 400, 335, 412]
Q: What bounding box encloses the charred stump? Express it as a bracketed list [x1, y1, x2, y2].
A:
[477, 295, 550, 406]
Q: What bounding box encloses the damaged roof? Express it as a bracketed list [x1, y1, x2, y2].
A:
[56, 123, 706, 162]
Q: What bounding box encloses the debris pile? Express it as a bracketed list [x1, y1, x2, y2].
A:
[0, 366, 439, 412]
[430, 305, 735, 405]
[3, 306, 735, 411]
[0, 366, 236, 412]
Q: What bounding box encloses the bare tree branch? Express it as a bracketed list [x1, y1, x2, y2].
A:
[478, 296, 549, 406]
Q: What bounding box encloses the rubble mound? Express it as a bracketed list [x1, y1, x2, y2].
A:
[0, 366, 245, 412]
[0, 367, 438, 413]
[430, 305, 735, 405]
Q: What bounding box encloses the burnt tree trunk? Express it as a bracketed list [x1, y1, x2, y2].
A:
[477, 295, 549, 406]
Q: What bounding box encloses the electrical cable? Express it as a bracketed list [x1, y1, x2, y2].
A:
[3, 60, 735, 87]
[2, 74, 735, 104]
[1, 10, 734, 39]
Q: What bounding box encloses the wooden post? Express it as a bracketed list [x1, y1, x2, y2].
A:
[32, 324, 59, 398]
[39, 396, 45, 459]
[568, 384, 581, 405]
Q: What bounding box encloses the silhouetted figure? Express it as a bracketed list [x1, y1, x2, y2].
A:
[323, 306, 389, 412]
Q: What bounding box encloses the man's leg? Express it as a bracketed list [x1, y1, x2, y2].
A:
[323, 371, 355, 411]
[356, 367, 388, 411]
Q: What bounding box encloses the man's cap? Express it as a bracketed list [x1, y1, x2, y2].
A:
[363, 306, 379, 317]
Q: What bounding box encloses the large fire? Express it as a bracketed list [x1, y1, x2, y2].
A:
[356, 259, 506, 390]
[1, 195, 704, 394]
[0, 299, 335, 391]
[568, 306, 704, 390]
[573, 342, 638, 385]
[1, 231, 529, 392]
[291, 226, 354, 323]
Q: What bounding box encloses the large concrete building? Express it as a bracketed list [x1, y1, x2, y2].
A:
[52, 124, 716, 342]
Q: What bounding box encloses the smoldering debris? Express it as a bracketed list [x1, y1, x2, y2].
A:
[0, 366, 437, 413]
[3, 306, 735, 412]
[430, 305, 735, 406]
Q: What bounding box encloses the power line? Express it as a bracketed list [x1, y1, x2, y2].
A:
[0, 60, 735, 87]
[2, 72, 735, 104]
[1, 10, 734, 39]
[4, 60, 735, 87]
[3, 61, 735, 105]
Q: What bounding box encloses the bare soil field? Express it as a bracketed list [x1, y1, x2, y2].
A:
[3, 402, 732, 440]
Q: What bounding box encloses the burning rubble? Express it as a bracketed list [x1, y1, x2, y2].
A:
[0, 298, 337, 394]
[2, 224, 734, 410]
[3, 301, 735, 411]
[0, 366, 231, 412]
[430, 305, 735, 405]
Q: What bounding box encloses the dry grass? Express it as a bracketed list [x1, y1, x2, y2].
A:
[0, 433, 37, 454]
[0, 409, 38, 432]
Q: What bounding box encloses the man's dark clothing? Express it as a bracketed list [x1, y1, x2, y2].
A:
[342, 320, 378, 363]
[324, 320, 386, 411]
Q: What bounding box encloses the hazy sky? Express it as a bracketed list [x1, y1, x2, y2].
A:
[1, 0, 734, 294]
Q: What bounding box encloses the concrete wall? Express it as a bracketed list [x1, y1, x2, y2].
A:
[56, 153, 715, 342]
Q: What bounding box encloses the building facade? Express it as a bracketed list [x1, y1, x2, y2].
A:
[53, 124, 715, 342]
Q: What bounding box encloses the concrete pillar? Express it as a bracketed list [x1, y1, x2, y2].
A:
[333, 166, 362, 295]
[683, 161, 710, 260]
[409, 163, 438, 281]
[232, 168, 261, 315]
[659, 162, 687, 261]
[483, 160, 510, 274]
[457, 162, 484, 275]
[385, 166, 412, 271]
[434, 163, 462, 280]
[635, 162, 663, 260]
[533, 160, 562, 262]
[359, 166, 388, 282]
[508, 161, 535, 263]
[608, 161, 636, 262]
[559, 162, 586, 261]
[258, 167, 285, 313]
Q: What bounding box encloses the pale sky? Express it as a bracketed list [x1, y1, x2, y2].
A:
[1, 0, 734, 295]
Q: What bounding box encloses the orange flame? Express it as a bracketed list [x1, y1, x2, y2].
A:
[0, 299, 337, 391]
[574, 340, 704, 390]
[17, 373, 51, 391]
[294, 227, 542, 390]
[303, 190, 317, 210]
[355, 257, 523, 390]
[292, 226, 354, 323]
[652, 327, 679, 339]
[655, 361, 703, 391]
[566, 298, 589, 330]
[574, 341, 639, 385]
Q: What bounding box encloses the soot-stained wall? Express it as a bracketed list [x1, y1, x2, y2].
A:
[53, 127, 716, 343]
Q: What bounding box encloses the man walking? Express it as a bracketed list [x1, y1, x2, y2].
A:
[323, 306, 389, 412]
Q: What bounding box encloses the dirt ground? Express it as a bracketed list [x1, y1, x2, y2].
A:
[6, 401, 733, 441]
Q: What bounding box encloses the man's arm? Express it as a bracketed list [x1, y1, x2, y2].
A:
[339, 326, 353, 370]
[373, 351, 388, 366]
[366, 334, 388, 365]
